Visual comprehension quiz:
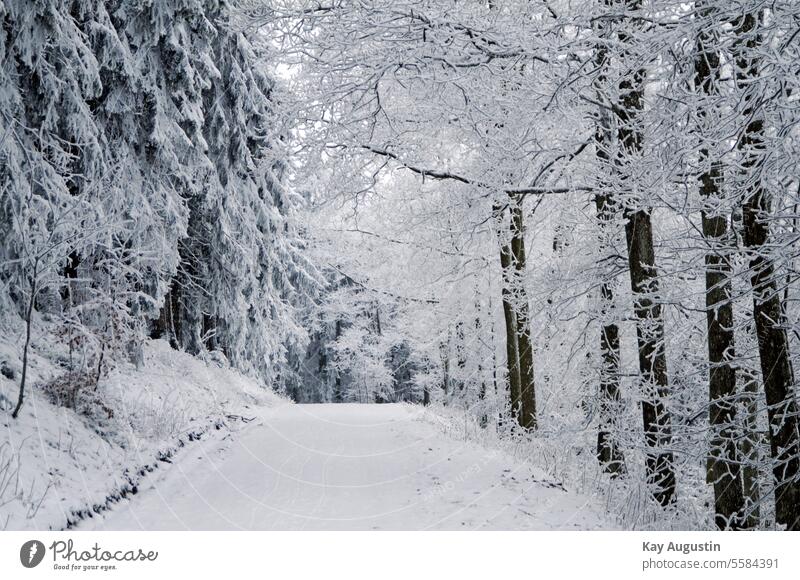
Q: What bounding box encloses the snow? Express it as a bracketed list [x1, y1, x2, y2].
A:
[3, 328, 611, 532]
[0, 338, 286, 531]
[79, 403, 613, 530]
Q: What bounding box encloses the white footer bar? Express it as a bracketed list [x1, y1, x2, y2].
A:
[1, 531, 796, 579]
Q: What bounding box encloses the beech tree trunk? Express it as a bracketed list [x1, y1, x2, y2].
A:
[476, 305, 488, 428]
[613, 0, 675, 506]
[695, 2, 747, 529]
[735, 12, 800, 531]
[624, 209, 676, 506]
[509, 195, 537, 430]
[455, 320, 466, 394]
[441, 330, 451, 403]
[333, 320, 344, 403]
[740, 368, 762, 527]
[494, 201, 522, 423]
[489, 294, 504, 427]
[593, 19, 626, 476]
[595, 192, 626, 476]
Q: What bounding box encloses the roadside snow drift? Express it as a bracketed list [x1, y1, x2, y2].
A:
[0, 339, 285, 530]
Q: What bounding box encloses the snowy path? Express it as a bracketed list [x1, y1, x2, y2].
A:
[80, 404, 612, 530]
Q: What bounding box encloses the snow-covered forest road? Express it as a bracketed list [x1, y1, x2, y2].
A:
[79, 404, 610, 531]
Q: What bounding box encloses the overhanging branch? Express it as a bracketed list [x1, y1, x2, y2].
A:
[360, 145, 473, 186]
[359, 145, 594, 197]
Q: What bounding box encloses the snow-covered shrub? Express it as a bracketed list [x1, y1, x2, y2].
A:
[40, 371, 114, 424]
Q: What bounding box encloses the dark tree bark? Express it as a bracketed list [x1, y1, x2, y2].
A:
[623, 208, 675, 506]
[440, 330, 450, 403]
[61, 249, 80, 304]
[202, 312, 217, 351]
[494, 201, 522, 423]
[694, 2, 747, 529]
[593, 21, 626, 475]
[509, 195, 537, 430]
[612, 0, 675, 506]
[153, 280, 182, 350]
[455, 320, 466, 394]
[150, 300, 168, 340]
[484, 0, 536, 430]
[734, 12, 800, 531]
[12, 259, 38, 419]
[170, 282, 181, 349]
[594, 191, 626, 476]
[491, 195, 537, 431]
[488, 293, 504, 428]
[318, 332, 328, 400]
[333, 320, 344, 403]
[740, 367, 762, 527]
[475, 305, 488, 428]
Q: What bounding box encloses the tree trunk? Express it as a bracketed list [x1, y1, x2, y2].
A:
[735, 11, 800, 531]
[476, 307, 488, 428]
[510, 195, 537, 430]
[624, 208, 676, 506]
[489, 293, 504, 428]
[12, 259, 38, 419]
[455, 320, 466, 395]
[153, 281, 182, 349]
[494, 201, 522, 423]
[202, 312, 217, 351]
[695, 1, 747, 529]
[60, 249, 80, 306]
[593, 27, 626, 474]
[607, 0, 675, 506]
[441, 330, 450, 403]
[594, 191, 627, 475]
[333, 320, 343, 403]
[740, 367, 762, 527]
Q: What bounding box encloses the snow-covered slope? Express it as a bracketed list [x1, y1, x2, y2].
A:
[80, 403, 613, 530]
[0, 339, 287, 531]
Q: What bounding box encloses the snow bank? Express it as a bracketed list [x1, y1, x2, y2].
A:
[414, 404, 625, 527]
[415, 403, 718, 530]
[0, 336, 288, 531]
